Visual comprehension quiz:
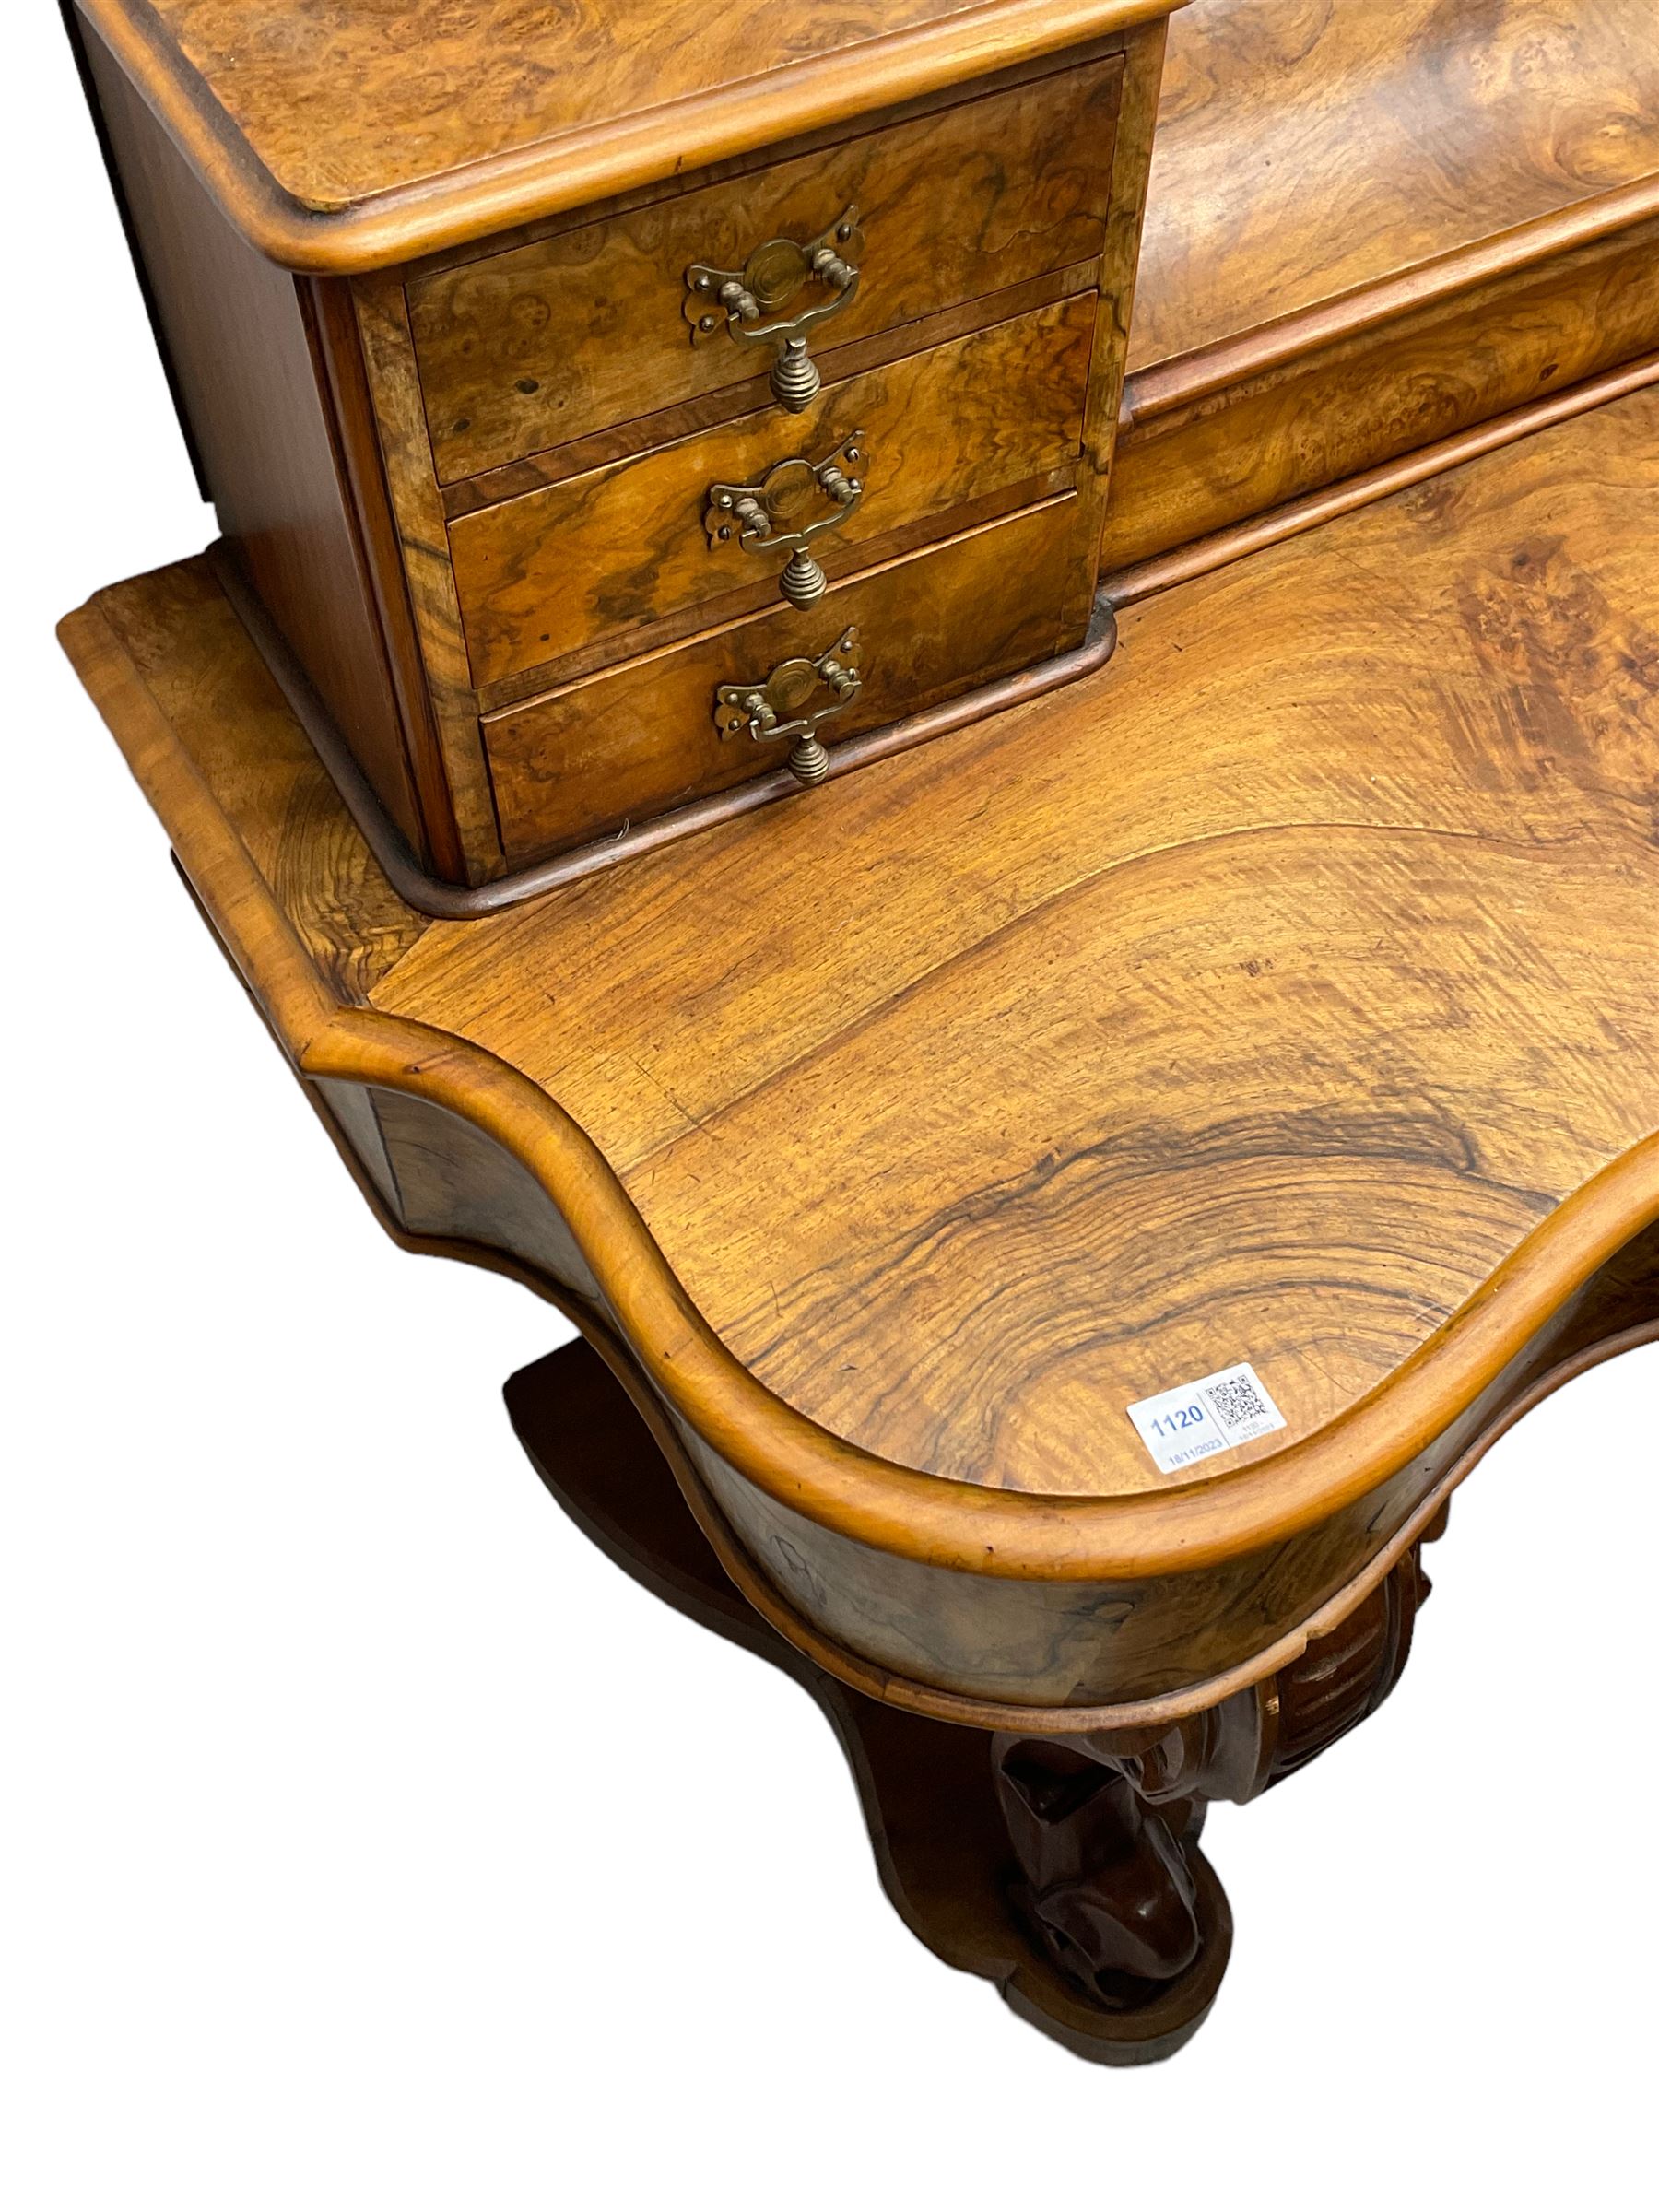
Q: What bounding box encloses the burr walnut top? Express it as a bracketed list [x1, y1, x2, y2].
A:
[1132, 0, 1659, 373]
[59, 384, 1659, 1546]
[73, 0, 1184, 266]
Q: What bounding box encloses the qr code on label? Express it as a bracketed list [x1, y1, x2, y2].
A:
[1125, 1361, 1287, 1475]
[1203, 1372, 1272, 1430]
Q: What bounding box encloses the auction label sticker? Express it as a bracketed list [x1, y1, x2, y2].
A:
[1125, 1362, 1287, 1476]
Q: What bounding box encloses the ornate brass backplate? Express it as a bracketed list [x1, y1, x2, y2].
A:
[703, 432, 868, 606]
[684, 207, 865, 411]
[712, 626, 864, 786]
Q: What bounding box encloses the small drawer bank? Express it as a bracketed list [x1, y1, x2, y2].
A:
[67, 0, 1184, 912]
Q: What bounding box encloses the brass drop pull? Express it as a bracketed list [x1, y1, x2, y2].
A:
[713, 628, 864, 787]
[703, 433, 868, 606]
[685, 206, 865, 412]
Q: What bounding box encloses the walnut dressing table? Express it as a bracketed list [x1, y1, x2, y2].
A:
[60, 0, 1659, 2064]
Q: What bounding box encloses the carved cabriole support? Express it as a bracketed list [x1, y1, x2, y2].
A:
[1088, 1523, 1437, 1802]
[493, 1325, 1467, 2064]
[993, 1539, 1438, 2017]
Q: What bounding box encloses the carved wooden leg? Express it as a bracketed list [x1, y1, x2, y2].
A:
[988, 1535, 1440, 2052]
[503, 1335, 1441, 2068]
[993, 1735, 1208, 2006]
[1093, 1534, 1435, 1808]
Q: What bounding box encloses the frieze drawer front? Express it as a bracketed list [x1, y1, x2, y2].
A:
[483, 496, 1084, 864]
[407, 55, 1125, 482]
[450, 294, 1097, 693]
[70, 4, 1178, 904]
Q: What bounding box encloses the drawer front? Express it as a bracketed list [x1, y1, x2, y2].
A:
[410, 57, 1124, 483]
[483, 496, 1083, 864]
[450, 294, 1096, 691]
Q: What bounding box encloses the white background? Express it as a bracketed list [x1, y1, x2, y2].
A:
[6, 12, 1655, 2208]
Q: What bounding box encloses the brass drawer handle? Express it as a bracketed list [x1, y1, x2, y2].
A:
[713, 627, 864, 787]
[685, 206, 864, 412]
[703, 433, 867, 606]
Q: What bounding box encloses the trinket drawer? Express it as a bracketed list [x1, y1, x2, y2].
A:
[71, 1, 1178, 901]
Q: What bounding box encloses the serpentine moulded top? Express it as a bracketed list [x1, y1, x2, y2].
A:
[55, 386, 1659, 1553]
[74, 0, 1185, 269]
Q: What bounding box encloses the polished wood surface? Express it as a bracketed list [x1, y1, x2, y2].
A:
[76, 10, 1170, 889]
[1104, 353, 1659, 611]
[59, 390, 1659, 1704]
[342, 32, 1162, 883]
[351, 273, 509, 882]
[379, 388, 1659, 1500]
[98, 1, 1656, 896]
[53, 0, 1659, 2065]
[74, 0, 1182, 266]
[448, 296, 1093, 690]
[482, 495, 1083, 860]
[80, 27, 430, 859]
[1132, 0, 1659, 373]
[1107, 206, 1659, 572]
[1105, 0, 1659, 577]
[440, 267, 1100, 518]
[409, 56, 1123, 481]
